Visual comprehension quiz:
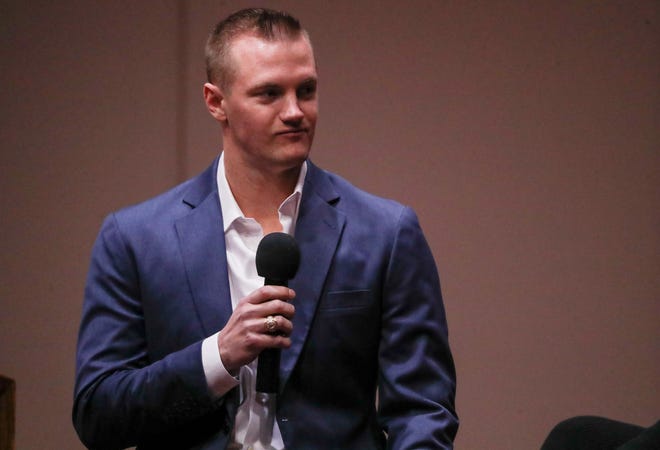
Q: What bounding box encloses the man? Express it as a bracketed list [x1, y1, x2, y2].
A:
[73, 8, 458, 450]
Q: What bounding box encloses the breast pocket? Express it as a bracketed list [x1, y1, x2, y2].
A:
[317, 289, 373, 315]
[311, 289, 379, 375]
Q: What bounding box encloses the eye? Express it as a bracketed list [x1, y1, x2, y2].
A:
[255, 86, 282, 101]
[264, 88, 279, 98]
[297, 82, 317, 100]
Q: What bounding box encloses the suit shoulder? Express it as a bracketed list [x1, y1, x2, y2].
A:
[321, 168, 410, 221]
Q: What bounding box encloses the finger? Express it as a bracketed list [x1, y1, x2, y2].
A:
[260, 299, 295, 320]
[242, 286, 296, 305]
[269, 334, 293, 349]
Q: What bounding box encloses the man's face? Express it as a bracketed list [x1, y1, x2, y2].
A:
[218, 34, 318, 173]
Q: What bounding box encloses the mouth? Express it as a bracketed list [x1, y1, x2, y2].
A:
[276, 128, 307, 136]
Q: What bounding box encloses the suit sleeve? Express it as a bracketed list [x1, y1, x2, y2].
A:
[377, 207, 459, 449]
[73, 214, 232, 449]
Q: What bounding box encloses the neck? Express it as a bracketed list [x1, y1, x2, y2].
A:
[223, 153, 301, 233]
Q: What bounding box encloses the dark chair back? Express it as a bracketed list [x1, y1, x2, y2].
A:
[0, 375, 15, 450]
[541, 415, 659, 450]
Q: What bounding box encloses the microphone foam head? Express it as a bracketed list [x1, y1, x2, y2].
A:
[256, 232, 300, 281]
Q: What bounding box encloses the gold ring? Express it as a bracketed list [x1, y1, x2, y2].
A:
[264, 315, 277, 333]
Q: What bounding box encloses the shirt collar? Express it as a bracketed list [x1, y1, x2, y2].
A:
[216, 152, 307, 233]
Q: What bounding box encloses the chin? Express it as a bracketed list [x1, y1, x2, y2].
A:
[276, 143, 312, 165]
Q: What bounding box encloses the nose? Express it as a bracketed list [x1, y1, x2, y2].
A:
[280, 93, 304, 124]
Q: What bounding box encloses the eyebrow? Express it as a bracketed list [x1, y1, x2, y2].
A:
[299, 77, 318, 87]
[248, 83, 281, 94]
[248, 77, 317, 93]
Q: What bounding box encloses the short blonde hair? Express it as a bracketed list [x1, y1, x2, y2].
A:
[205, 8, 310, 91]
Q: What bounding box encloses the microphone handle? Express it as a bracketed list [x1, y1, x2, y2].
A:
[256, 278, 288, 394]
[256, 349, 279, 393]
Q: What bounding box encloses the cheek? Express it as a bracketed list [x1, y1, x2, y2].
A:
[232, 108, 270, 134]
[303, 104, 318, 123]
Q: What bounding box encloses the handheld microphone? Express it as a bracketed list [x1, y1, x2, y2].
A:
[255, 232, 300, 393]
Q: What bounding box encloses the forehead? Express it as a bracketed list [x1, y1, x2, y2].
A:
[227, 34, 317, 88]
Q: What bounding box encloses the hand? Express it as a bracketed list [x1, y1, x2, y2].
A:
[216, 286, 296, 375]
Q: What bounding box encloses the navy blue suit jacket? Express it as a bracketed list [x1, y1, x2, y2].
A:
[73, 158, 458, 449]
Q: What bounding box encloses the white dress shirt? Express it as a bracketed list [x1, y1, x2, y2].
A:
[201, 152, 306, 450]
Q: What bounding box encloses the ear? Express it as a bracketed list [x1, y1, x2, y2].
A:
[203, 83, 227, 122]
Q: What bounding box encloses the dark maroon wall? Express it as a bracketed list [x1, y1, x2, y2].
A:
[1, 1, 658, 448]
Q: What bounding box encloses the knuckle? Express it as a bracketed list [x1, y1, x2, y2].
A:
[244, 333, 260, 350]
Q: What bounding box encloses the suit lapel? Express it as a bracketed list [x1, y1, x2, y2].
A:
[281, 162, 345, 391]
[171, 159, 344, 388]
[174, 159, 233, 337]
